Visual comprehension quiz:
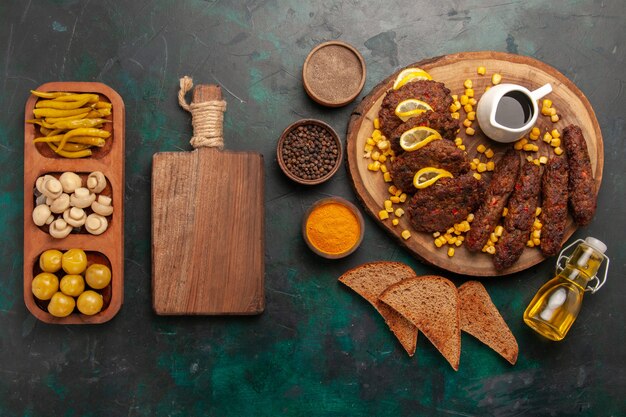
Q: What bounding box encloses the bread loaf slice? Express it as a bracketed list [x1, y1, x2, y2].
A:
[458, 281, 518, 365]
[339, 262, 418, 356]
[380, 276, 460, 370]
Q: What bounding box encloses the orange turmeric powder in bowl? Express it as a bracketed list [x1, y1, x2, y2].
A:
[303, 197, 364, 259]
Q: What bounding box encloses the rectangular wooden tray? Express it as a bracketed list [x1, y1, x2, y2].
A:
[23, 82, 124, 324]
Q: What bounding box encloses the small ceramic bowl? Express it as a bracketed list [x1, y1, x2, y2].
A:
[302, 41, 366, 107]
[277, 119, 342, 185]
[302, 197, 365, 259]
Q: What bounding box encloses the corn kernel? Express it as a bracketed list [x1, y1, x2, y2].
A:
[527, 240, 535, 248]
[378, 140, 390, 150]
[455, 239, 463, 247]
[384, 200, 393, 212]
[433, 231, 441, 238]
[366, 138, 375, 146]
[469, 98, 478, 106]
[464, 79, 473, 89]
[460, 95, 469, 105]
[554, 146, 564, 155]
[466, 111, 476, 121]
[542, 133, 552, 144]
[395, 208, 405, 217]
[485, 161, 494, 171]
[531, 127, 541, 136]
[534, 218, 542, 228]
[520, 138, 529, 146]
[543, 99, 552, 108]
[548, 108, 557, 116]
[523, 144, 536, 152]
[490, 233, 498, 243]
[447, 227, 455, 235]
[381, 164, 388, 173]
[477, 66, 486, 75]
[463, 119, 473, 128]
[532, 229, 541, 239]
[379, 155, 387, 163]
[378, 210, 389, 220]
[502, 207, 508, 217]
[466, 127, 475, 136]
[466, 88, 475, 98]
[526, 155, 534, 162]
[373, 118, 380, 129]
[401, 230, 411, 240]
[473, 172, 482, 180]
[451, 112, 460, 119]
[449, 103, 459, 113]
[535, 207, 542, 216]
[447, 247, 455, 257]
[463, 104, 473, 113]
[467, 213, 475, 222]
[482, 245, 488, 253]
[541, 107, 552, 116]
[458, 145, 466, 151]
[470, 162, 477, 170]
[492, 73, 502, 85]
[533, 158, 540, 166]
[539, 156, 548, 164]
[533, 237, 541, 246]
[392, 218, 399, 226]
[383, 172, 391, 182]
[364, 144, 374, 152]
[388, 185, 398, 195]
[485, 148, 494, 158]
[454, 137, 463, 145]
[371, 151, 380, 161]
[474, 144, 485, 154]
[514, 141, 524, 150]
[367, 162, 379, 171]
[434, 238, 443, 248]
[372, 129, 381, 140]
[390, 196, 400, 203]
[449, 236, 458, 245]
[486, 246, 496, 254]
[494, 225, 504, 237]
[454, 100, 461, 109]
[551, 114, 559, 123]
[529, 133, 539, 141]
[484, 86, 491, 92]
[452, 94, 458, 101]
[399, 193, 407, 203]
[477, 162, 487, 173]
[550, 129, 560, 138]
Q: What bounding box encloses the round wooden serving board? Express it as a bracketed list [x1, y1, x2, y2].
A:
[346, 51, 603, 276]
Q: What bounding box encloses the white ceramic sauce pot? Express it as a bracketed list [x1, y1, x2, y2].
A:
[476, 83, 552, 143]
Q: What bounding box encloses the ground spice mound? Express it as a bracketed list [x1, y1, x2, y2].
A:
[306, 202, 360, 255]
[304, 44, 363, 103]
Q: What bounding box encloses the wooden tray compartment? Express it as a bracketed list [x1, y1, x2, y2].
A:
[23, 82, 124, 324]
[346, 51, 603, 276]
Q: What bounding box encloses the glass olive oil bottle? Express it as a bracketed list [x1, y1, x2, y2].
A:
[524, 237, 609, 341]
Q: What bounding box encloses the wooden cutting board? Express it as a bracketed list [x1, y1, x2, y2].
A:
[346, 51, 603, 276]
[152, 84, 265, 314]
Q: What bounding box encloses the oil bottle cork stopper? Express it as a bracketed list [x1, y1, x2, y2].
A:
[585, 237, 607, 254]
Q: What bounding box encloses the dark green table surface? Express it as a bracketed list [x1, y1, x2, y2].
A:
[1, 1, 624, 416]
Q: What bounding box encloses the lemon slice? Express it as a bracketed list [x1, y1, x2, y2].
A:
[399, 126, 442, 152]
[392, 68, 433, 90]
[413, 167, 454, 189]
[394, 99, 433, 122]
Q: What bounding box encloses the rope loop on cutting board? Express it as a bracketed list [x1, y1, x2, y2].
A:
[178, 76, 227, 150]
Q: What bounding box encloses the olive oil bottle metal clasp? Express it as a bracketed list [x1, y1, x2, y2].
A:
[523, 237, 610, 341]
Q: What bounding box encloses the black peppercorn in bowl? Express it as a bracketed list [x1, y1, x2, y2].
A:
[277, 119, 343, 185]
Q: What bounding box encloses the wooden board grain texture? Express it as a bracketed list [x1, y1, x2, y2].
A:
[346, 51, 604, 277]
[152, 85, 265, 315]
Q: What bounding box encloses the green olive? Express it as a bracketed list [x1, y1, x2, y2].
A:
[76, 290, 103, 315]
[59, 274, 85, 297]
[48, 292, 75, 317]
[39, 249, 63, 273]
[62, 249, 88, 274]
[85, 264, 111, 289]
[31, 272, 59, 300]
